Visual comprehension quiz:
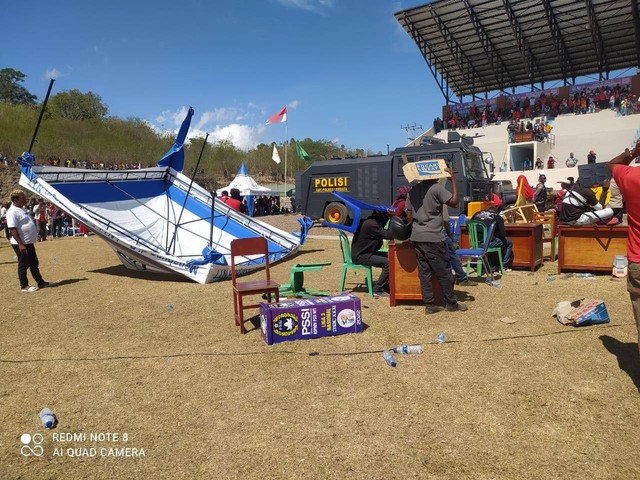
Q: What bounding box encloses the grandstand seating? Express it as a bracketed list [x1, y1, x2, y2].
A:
[419, 108, 640, 189]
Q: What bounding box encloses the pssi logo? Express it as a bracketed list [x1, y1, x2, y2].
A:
[300, 308, 312, 335]
[272, 313, 299, 337]
[20, 433, 44, 457]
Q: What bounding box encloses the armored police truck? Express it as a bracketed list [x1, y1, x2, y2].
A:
[295, 132, 514, 225]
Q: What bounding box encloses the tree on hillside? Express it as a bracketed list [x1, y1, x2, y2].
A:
[0, 68, 37, 105]
[49, 89, 108, 120]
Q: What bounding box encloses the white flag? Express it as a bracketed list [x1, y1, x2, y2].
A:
[272, 144, 281, 164]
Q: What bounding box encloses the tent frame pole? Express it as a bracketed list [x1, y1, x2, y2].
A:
[167, 133, 209, 255]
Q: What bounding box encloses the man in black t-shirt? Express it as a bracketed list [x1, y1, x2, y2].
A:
[533, 174, 548, 211]
[587, 150, 597, 164]
[351, 211, 394, 297]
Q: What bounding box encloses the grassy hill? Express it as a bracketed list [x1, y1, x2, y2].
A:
[0, 102, 374, 199]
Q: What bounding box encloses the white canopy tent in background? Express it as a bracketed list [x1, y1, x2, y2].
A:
[216, 163, 280, 216]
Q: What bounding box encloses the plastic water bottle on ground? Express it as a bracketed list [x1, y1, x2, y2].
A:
[487, 279, 501, 288]
[382, 350, 397, 367]
[393, 344, 423, 354]
[547, 275, 556, 282]
[436, 333, 446, 344]
[575, 273, 594, 278]
[166, 304, 174, 311]
[39, 408, 56, 428]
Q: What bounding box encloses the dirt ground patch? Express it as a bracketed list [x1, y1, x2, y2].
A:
[1, 214, 639, 479]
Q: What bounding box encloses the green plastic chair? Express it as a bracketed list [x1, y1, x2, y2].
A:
[465, 220, 504, 276]
[278, 262, 332, 297]
[338, 231, 374, 297]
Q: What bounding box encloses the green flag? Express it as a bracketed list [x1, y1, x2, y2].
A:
[295, 141, 310, 161]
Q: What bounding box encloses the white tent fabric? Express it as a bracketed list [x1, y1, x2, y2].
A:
[216, 163, 279, 197]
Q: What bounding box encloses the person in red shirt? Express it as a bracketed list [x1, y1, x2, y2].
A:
[223, 188, 246, 214]
[33, 199, 49, 242]
[547, 156, 556, 169]
[608, 138, 640, 355]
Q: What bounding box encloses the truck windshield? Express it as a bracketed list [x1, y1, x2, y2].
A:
[463, 151, 488, 180]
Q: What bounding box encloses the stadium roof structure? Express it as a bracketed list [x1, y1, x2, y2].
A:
[394, 0, 640, 103]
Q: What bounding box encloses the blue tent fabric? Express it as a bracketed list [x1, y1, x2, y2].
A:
[157, 107, 194, 172]
[18, 152, 37, 181]
[186, 245, 228, 269]
[321, 191, 391, 233]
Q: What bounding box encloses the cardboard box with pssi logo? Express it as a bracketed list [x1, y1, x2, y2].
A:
[259, 294, 363, 345]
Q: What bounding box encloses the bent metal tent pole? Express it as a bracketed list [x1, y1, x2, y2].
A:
[28, 79, 55, 154]
[167, 133, 209, 255]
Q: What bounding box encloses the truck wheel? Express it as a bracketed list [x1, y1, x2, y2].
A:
[324, 202, 348, 225]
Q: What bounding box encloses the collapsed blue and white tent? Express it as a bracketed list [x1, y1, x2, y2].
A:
[18, 108, 311, 284]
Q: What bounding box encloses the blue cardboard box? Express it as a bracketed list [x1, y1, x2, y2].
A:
[260, 294, 363, 345]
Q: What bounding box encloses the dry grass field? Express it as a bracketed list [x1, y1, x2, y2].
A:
[1, 214, 639, 479]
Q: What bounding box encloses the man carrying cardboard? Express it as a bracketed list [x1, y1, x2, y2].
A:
[405, 168, 468, 314]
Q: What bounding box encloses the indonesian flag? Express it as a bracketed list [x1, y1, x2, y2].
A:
[272, 144, 281, 164]
[266, 107, 287, 125]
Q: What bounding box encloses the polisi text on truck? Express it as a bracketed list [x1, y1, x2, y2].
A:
[313, 176, 349, 192]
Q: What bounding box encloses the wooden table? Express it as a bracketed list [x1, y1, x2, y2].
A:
[460, 223, 543, 271]
[557, 225, 628, 273]
[388, 240, 442, 307]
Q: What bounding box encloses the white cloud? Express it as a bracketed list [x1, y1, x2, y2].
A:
[207, 124, 265, 151]
[155, 106, 191, 127]
[276, 0, 334, 13]
[44, 69, 61, 80]
[153, 103, 298, 151]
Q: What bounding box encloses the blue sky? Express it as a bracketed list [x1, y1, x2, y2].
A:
[3, 0, 443, 154]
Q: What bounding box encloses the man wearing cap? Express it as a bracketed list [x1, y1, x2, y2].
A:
[558, 178, 614, 225]
[608, 138, 640, 355]
[587, 150, 597, 164]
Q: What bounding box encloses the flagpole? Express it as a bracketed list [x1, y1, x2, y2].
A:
[284, 123, 288, 205]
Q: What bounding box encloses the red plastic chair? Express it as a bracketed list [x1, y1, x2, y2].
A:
[231, 237, 280, 334]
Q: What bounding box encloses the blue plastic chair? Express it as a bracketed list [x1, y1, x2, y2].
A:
[456, 221, 497, 283]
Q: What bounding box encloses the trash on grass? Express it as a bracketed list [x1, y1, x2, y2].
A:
[553, 299, 610, 326]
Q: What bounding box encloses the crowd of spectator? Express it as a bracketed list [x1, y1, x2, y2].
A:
[219, 189, 291, 217]
[45, 157, 148, 170]
[0, 153, 151, 170]
[433, 82, 638, 134]
[0, 195, 75, 242]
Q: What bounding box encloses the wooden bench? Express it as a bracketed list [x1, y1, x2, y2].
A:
[557, 224, 628, 273]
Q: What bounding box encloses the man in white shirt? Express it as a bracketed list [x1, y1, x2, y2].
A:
[566, 152, 578, 168]
[6, 189, 54, 292]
